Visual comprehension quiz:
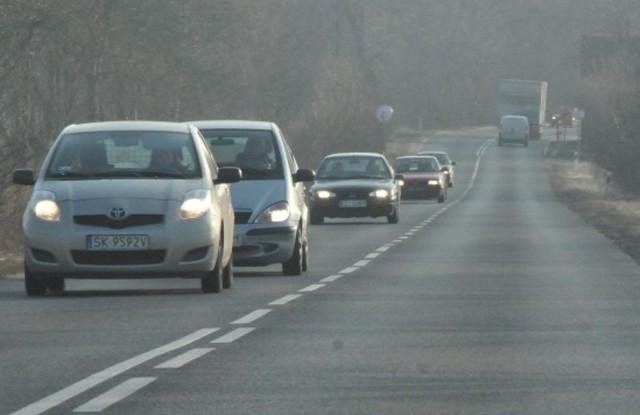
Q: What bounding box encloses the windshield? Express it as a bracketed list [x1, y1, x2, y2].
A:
[317, 156, 392, 180]
[200, 129, 283, 180]
[394, 158, 440, 173]
[45, 131, 201, 179]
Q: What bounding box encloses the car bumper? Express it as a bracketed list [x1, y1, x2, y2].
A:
[23, 217, 219, 279]
[232, 223, 297, 266]
[310, 199, 397, 219]
[401, 184, 443, 199]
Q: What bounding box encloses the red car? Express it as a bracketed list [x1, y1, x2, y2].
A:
[393, 155, 447, 203]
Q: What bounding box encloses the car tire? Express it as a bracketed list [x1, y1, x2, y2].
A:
[222, 252, 233, 289]
[301, 239, 309, 272]
[201, 243, 223, 293]
[47, 278, 65, 293]
[24, 264, 47, 297]
[310, 211, 324, 225]
[282, 230, 303, 276]
[387, 205, 399, 224]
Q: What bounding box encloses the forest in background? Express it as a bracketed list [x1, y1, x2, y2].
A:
[1, 0, 639, 252]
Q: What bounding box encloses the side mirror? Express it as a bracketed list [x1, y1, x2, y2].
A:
[451, 161, 456, 165]
[293, 168, 315, 183]
[215, 167, 242, 184]
[13, 169, 35, 186]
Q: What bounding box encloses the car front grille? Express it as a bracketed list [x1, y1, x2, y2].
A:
[71, 250, 166, 265]
[334, 189, 371, 198]
[74, 214, 164, 229]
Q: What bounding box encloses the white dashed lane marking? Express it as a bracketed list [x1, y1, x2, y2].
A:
[73, 377, 156, 413]
[154, 348, 215, 369]
[232, 309, 272, 325]
[9, 328, 218, 415]
[298, 284, 325, 292]
[211, 328, 255, 344]
[269, 294, 303, 305]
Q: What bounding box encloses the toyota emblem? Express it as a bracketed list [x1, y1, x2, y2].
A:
[108, 207, 127, 220]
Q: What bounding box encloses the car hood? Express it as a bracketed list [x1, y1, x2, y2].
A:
[230, 180, 285, 211]
[311, 179, 395, 191]
[40, 178, 203, 202]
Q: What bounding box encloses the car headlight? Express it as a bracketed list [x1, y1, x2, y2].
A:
[32, 191, 60, 222]
[370, 189, 389, 199]
[315, 190, 336, 199]
[428, 179, 439, 186]
[180, 189, 211, 219]
[255, 201, 290, 223]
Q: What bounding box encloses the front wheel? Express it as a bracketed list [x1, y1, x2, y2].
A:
[283, 230, 303, 275]
[24, 264, 47, 297]
[387, 205, 399, 224]
[437, 189, 446, 203]
[201, 243, 223, 293]
[310, 211, 324, 225]
[222, 252, 233, 289]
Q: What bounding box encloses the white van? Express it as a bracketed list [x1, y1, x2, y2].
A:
[191, 120, 315, 275]
[498, 115, 529, 147]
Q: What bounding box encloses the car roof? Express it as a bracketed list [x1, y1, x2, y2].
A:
[323, 152, 386, 159]
[395, 155, 438, 161]
[418, 150, 448, 155]
[187, 120, 275, 130]
[62, 120, 192, 134]
[500, 115, 528, 121]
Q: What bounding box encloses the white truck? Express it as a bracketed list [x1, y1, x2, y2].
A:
[498, 79, 548, 140]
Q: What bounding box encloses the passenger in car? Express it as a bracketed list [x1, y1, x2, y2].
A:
[76, 141, 110, 173]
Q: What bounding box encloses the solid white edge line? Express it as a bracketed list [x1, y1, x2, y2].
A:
[73, 377, 156, 413]
[211, 327, 255, 344]
[269, 294, 303, 305]
[154, 348, 215, 369]
[10, 328, 219, 415]
[232, 309, 272, 325]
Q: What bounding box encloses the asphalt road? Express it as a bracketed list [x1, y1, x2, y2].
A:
[2, 127, 640, 415]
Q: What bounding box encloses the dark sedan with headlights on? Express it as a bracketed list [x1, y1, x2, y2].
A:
[393, 155, 447, 203]
[308, 152, 402, 224]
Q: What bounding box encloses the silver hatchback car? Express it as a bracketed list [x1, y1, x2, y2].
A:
[191, 120, 315, 275]
[12, 121, 241, 296]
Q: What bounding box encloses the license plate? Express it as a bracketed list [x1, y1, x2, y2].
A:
[86, 235, 149, 251]
[339, 199, 367, 208]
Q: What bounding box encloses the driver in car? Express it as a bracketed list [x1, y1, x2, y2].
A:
[235, 137, 273, 169]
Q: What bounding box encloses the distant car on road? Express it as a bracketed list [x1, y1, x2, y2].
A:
[12, 121, 242, 296]
[393, 155, 447, 203]
[498, 114, 530, 147]
[417, 150, 456, 187]
[309, 152, 402, 224]
[191, 120, 315, 275]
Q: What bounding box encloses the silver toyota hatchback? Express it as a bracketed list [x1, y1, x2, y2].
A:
[12, 121, 241, 296]
[191, 120, 315, 275]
